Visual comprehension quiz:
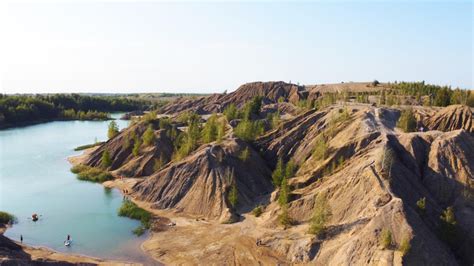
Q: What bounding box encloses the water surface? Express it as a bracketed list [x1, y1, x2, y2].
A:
[0, 114, 152, 263]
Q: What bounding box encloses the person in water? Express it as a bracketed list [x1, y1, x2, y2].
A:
[20, 235, 23, 243]
[67, 234, 71, 241]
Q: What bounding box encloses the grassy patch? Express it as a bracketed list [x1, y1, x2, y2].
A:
[71, 164, 113, 183]
[118, 200, 152, 235]
[0, 211, 17, 224]
[74, 142, 104, 151]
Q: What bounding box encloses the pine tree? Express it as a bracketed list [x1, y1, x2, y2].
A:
[217, 119, 226, 142]
[101, 149, 112, 168]
[272, 158, 284, 187]
[223, 104, 238, 121]
[228, 181, 238, 209]
[108, 121, 119, 139]
[397, 108, 416, 132]
[278, 174, 289, 206]
[201, 113, 218, 143]
[142, 125, 155, 146]
[308, 193, 332, 236]
[312, 136, 328, 160]
[132, 136, 142, 156]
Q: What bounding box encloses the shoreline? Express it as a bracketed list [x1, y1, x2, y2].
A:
[67, 150, 161, 265]
[1, 149, 151, 265]
[1, 225, 136, 265]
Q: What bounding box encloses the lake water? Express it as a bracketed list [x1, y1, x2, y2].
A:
[0, 114, 154, 264]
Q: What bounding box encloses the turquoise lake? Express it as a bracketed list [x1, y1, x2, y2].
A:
[0, 114, 154, 263]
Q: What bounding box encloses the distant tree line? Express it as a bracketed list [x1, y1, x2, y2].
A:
[0, 94, 155, 127]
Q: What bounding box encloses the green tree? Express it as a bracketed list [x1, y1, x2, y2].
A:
[308, 193, 332, 236]
[132, 136, 142, 156]
[142, 125, 155, 146]
[278, 204, 292, 228]
[108, 121, 119, 139]
[101, 149, 112, 168]
[177, 116, 201, 159]
[159, 117, 171, 129]
[201, 113, 218, 143]
[381, 146, 395, 179]
[223, 104, 238, 121]
[228, 181, 238, 209]
[285, 160, 296, 179]
[241, 96, 262, 120]
[312, 136, 328, 160]
[434, 87, 451, 107]
[272, 158, 284, 187]
[217, 119, 226, 142]
[397, 108, 416, 132]
[234, 119, 264, 141]
[278, 174, 289, 206]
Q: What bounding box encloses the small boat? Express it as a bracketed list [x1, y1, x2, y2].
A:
[64, 240, 71, 246]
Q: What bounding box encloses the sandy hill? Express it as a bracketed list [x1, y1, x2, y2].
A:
[65, 81, 473, 265]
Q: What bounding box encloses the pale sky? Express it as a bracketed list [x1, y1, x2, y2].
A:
[0, 1, 472, 94]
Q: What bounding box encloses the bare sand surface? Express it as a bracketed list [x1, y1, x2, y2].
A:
[103, 178, 288, 265]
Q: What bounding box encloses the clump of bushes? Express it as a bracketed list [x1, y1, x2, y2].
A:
[439, 206, 458, 246]
[416, 197, 426, 216]
[380, 228, 392, 249]
[71, 164, 113, 183]
[118, 199, 152, 236]
[0, 211, 17, 224]
[252, 206, 264, 217]
[399, 235, 411, 256]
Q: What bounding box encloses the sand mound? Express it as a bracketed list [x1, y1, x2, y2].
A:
[425, 105, 473, 132]
[83, 121, 175, 177]
[132, 138, 273, 221]
[160, 81, 305, 115]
